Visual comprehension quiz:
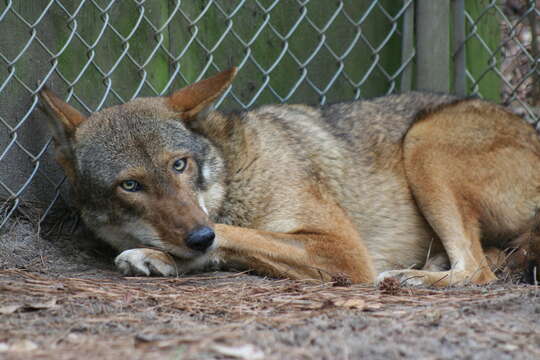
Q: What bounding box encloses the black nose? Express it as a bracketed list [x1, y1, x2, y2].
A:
[186, 226, 215, 252]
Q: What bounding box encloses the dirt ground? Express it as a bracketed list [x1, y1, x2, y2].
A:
[0, 219, 539, 360]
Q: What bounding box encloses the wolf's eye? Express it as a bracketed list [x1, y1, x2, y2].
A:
[120, 180, 141, 192]
[173, 158, 187, 173]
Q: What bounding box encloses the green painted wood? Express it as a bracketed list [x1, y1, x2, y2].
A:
[53, 1, 170, 110]
[464, 0, 501, 101]
[168, 0, 405, 109]
[50, 1, 103, 109]
[107, 0, 170, 99]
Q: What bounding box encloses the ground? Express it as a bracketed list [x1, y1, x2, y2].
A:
[0, 219, 539, 360]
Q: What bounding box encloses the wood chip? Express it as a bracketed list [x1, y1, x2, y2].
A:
[0, 298, 57, 314]
[332, 298, 366, 309]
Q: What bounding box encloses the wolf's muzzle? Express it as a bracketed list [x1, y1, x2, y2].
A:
[186, 226, 215, 252]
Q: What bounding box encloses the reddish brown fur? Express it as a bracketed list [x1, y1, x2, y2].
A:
[168, 67, 238, 120]
[115, 158, 210, 248]
[394, 100, 540, 285]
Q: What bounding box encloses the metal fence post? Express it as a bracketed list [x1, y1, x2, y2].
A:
[452, 0, 466, 95]
[400, 0, 415, 92]
[415, 0, 451, 92]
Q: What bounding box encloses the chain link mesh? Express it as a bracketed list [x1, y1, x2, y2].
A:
[2, 0, 539, 230]
[463, 0, 540, 124]
[0, 0, 414, 228]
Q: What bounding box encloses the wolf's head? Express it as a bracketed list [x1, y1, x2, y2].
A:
[40, 68, 237, 259]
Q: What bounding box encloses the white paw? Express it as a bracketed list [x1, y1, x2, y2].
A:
[114, 248, 177, 276]
[375, 270, 426, 287]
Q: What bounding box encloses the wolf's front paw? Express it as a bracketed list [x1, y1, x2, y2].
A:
[114, 248, 177, 276]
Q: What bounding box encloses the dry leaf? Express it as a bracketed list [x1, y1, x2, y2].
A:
[212, 344, 264, 360]
[332, 298, 366, 309]
[364, 303, 383, 311]
[501, 344, 519, 352]
[9, 340, 38, 352]
[0, 298, 57, 315]
[0, 305, 22, 315]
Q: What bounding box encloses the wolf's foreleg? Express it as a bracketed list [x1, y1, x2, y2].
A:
[211, 223, 375, 283]
[114, 248, 177, 276]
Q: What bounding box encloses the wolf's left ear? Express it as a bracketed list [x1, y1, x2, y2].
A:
[39, 87, 87, 181]
[167, 67, 237, 121]
[39, 87, 87, 142]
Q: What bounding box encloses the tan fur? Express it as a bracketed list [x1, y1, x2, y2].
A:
[40, 69, 540, 287]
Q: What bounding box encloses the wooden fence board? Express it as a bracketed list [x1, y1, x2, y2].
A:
[465, 0, 501, 101]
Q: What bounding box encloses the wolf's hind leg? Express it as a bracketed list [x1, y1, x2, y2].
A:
[384, 162, 497, 286]
[374, 207, 496, 287]
[376, 145, 497, 286]
[410, 187, 496, 285]
[387, 102, 540, 287]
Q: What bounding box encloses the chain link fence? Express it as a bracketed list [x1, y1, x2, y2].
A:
[0, 0, 539, 231]
[461, 0, 540, 122]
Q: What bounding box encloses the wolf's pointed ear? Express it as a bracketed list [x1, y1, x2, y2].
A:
[39, 87, 87, 140]
[167, 67, 237, 121]
[39, 87, 86, 181]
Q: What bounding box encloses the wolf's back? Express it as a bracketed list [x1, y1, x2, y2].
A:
[321, 92, 459, 148]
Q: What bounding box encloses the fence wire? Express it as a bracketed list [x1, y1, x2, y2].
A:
[0, 0, 539, 231]
[463, 0, 540, 123]
[0, 0, 414, 229]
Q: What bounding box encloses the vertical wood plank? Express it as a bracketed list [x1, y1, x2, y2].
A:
[168, 0, 405, 110]
[415, 0, 451, 92]
[464, 0, 501, 101]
